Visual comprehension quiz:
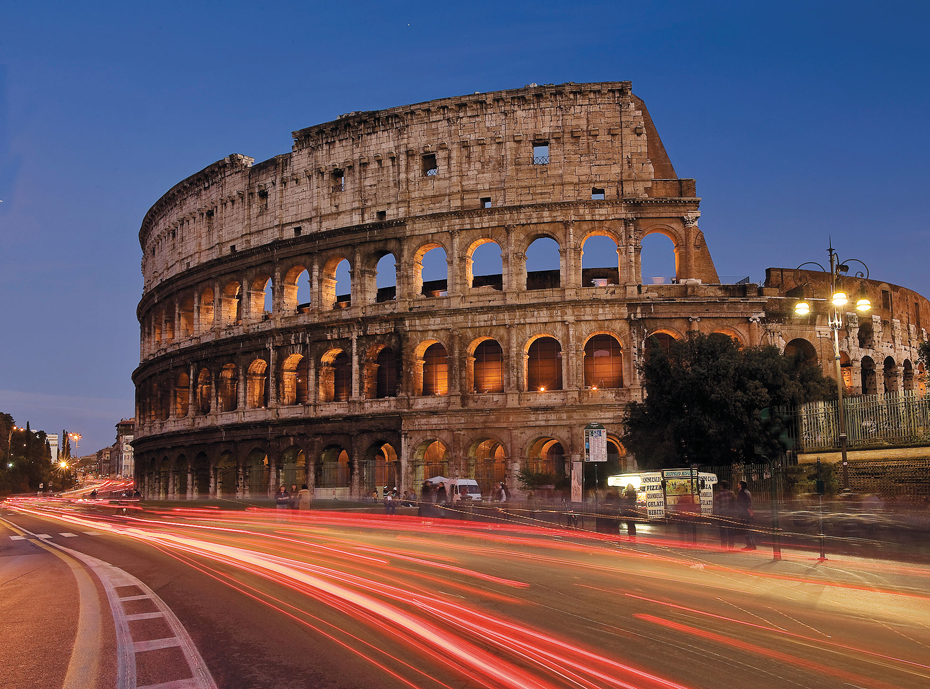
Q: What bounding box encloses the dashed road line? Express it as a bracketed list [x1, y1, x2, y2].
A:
[9, 535, 25, 540]
[60, 532, 78, 537]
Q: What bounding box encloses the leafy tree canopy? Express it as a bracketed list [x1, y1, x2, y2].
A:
[623, 333, 836, 469]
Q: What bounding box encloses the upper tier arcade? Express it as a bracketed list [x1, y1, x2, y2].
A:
[139, 82, 699, 291]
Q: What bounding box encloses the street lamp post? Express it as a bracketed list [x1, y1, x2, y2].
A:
[793, 244, 871, 490]
[6, 425, 23, 464]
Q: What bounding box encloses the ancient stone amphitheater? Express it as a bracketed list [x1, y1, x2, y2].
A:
[133, 81, 930, 500]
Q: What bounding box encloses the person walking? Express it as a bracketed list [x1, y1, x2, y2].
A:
[289, 484, 300, 510]
[498, 482, 509, 504]
[736, 480, 756, 550]
[419, 481, 431, 517]
[274, 485, 290, 521]
[714, 481, 737, 550]
[622, 484, 638, 539]
[297, 484, 312, 511]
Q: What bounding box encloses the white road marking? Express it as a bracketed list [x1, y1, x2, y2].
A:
[35, 533, 52, 538]
[134, 638, 182, 653]
[125, 611, 165, 621]
[84, 531, 102, 535]
[10, 535, 25, 540]
[138, 679, 203, 689]
[60, 532, 78, 537]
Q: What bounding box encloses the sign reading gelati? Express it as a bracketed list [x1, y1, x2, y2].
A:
[584, 423, 607, 462]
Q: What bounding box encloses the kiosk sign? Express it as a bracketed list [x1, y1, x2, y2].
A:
[584, 423, 607, 462]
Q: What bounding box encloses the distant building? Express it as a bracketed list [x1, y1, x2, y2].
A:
[96, 445, 115, 476]
[116, 418, 135, 479]
[48, 434, 59, 464]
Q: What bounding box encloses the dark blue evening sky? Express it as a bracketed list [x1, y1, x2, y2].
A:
[1, 1, 928, 452]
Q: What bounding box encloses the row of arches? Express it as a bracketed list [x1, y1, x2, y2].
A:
[140, 333, 629, 420]
[142, 231, 679, 354]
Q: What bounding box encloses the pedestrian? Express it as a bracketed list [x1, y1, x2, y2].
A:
[384, 490, 396, 515]
[274, 485, 290, 521]
[714, 481, 737, 550]
[498, 482, 509, 504]
[419, 481, 431, 517]
[436, 482, 447, 507]
[289, 484, 300, 510]
[622, 483, 638, 539]
[297, 484, 312, 511]
[736, 480, 756, 550]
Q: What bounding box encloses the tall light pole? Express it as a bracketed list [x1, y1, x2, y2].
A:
[6, 425, 23, 465]
[793, 244, 871, 490]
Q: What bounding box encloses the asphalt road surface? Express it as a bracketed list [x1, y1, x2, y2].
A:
[2, 498, 929, 689]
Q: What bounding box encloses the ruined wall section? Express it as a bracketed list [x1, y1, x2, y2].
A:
[140, 82, 694, 292]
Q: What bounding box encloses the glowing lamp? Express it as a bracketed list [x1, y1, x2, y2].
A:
[832, 292, 848, 307]
[856, 296, 871, 312]
[794, 301, 810, 316]
[539, 387, 546, 392]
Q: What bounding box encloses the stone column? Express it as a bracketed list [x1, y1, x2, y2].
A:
[193, 289, 201, 335]
[351, 334, 360, 399]
[308, 351, 317, 405]
[237, 363, 247, 410]
[188, 363, 197, 417]
[173, 301, 180, 343]
[563, 221, 579, 289]
[566, 322, 577, 389]
[851, 360, 863, 396]
[268, 343, 276, 406]
[187, 466, 194, 500]
[311, 261, 321, 313]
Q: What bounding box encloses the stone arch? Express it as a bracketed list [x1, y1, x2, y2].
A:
[412, 439, 449, 485]
[249, 272, 273, 320]
[861, 355, 878, 395]
[640, 227, 680, 285]
[362, 344, 398, 399]
[198, 286, 214, 333]
[583, 333, 624, 389]
[280, 446, 308, 491]
[524, 235, 561, 290]
[218, 362, 239, 412]
[784, 338, 817, 365]
[215, 450, 238, 498]
[178, 294, 194, 338]
[246, 358, 269, 408]
[467, 436, 508, 495]
[524, 436, 567, 478]
[580, 230, 621, 287]
[173, 453, 190, 499]
[319, 348, 351, 403]
[161, 306, 175, 343]
[711, 328, 744, 347]
[414, 242, 449, 297]
[220, 279, 242, 325]
[192, 452, 211, 498]
[281, 263, 311, 314]
[321, 254, 353, 311]
[363, 441, 399, 494]
[525, 335, 563, 391]
[243, 447, 270, 497]
[413, 340, 448, 396]
[466, 238, 503, 291]
[175, 371, 190, 417]
[883, 356, 899, 394]
[317, 444, 351, 489]
[469, 337, 504, 393]
[374, 252, 397, 303]
[196, 367, 212, 414]
[903, 359, 915, 392]
[279, 353, 309, 405]
[644, 329, 683, 358]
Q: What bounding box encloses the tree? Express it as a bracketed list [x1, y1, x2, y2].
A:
[623, 333, 835, 469]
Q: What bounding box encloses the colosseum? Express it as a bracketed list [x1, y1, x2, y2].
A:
[133, 81, 930, 500]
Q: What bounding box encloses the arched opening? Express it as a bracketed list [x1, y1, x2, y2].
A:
[585, 438, 627, 490]
[376, 253, 397, 302]
[221, 281, 242, 325]
[525, 237, 561, 290]
[858, 321, 874, 349]
[527, 337, 562, 391]
[320, 349, 351, 403]
[246, 358, 269, 408]
[469, 438, 507, 496]
[644, 331, 679, 361]
[711, 330, 744, 348]
[861, 356, 877, 395]
[199, 287, 214, 333]
[152, 314, 162, 348]
[175, 372, 190, 417]
[251, 275, 273, 320]
[279, 354, 309, 405]
[320, 257, 351, 310]
[282, 265, 311, 314]
[173, 454, 189, 498]
[245, 448, 270, 497]
[413, 440, 448, 485]
[218, 363, 239, 412]
[281, 447, 307, 490]
[216, 451, 238, 498]
[581, 234, 620, 287]
[784, 338, 817, 365]
[583, 334, 623, 389]
[840, 352, 852, 391]
[376, 347, 398, 398]
[640, 231, 678, 284]
[192, 453, 211, 498]
[163, 308, 175, 343]
[417, 245, 448, 297]
[473, 339, 504, 393]
[364, 442, 399, 494]
[196, 368, 212, 414]
[525, 437, 566, 479]
[422, 343, 449, 396]
[154, 380, 169, 421]
[469, 240, 503, 290]
[883, 357, 898, 394]
[178, 295, 194, 338]
[903, 359, 914, 392]
[317, 445, 351, 488]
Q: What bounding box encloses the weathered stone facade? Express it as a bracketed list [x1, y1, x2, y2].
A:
[132, 81, 930, 500]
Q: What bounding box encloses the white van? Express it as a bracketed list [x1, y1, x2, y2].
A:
[426, 476, 483, 502]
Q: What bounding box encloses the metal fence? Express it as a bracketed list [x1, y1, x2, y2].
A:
[796, 391, 930, 452]
[699, 462, 781, 507]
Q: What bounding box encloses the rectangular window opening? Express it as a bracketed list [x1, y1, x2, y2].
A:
[480, 197, 492, 209]
[591, 188, 606, 200]
[230, 245, 236, 253]
[533, 142, 550, 165]
[376, 210, 387, 221]
[882, 289, 891, 310]
[332, 169, 345, 193]
[293, 226, 302, 236]
[422, 153, 438, 177]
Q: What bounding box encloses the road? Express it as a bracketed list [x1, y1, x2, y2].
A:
[2, 498, 930, 689]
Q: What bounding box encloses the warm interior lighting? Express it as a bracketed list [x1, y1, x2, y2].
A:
[856, 297, 872, 312]
[794, 301, 810, 316]
[539, 387, 546, 392]
[832, 292, 848, 307]
[591, 386, 598, 391]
